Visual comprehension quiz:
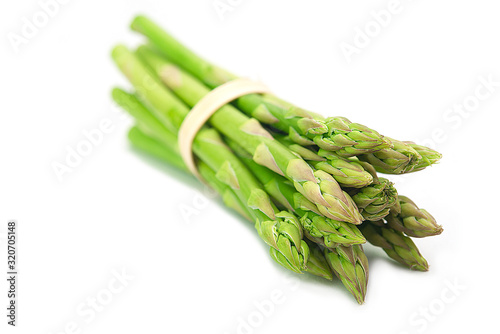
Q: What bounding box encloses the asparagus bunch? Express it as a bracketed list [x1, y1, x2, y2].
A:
[110, 16, 444, 304]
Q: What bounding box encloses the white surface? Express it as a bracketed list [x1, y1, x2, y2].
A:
[1, 0, 499, 333]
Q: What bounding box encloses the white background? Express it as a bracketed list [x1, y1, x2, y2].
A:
[1, 0, 499, 333]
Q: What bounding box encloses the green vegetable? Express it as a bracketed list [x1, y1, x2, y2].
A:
[349, 178, 399, 221]
[304, 241, 334, 280]
[385, 196, 443, 238]
[360, 221, 429, 271]
[274, 134, 374, 188]
[111, 16, 444, 304]
[358, 138, 426, 174]
[405, 142, 443, 172]
[324, 245, 369, 304]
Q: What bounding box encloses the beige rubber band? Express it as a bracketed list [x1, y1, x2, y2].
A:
[178, 78, 272, 181]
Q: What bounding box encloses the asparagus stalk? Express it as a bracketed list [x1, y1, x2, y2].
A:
[129, 16, 392, 157]
[405, 142, 443, 172]
[360, 221, 429, 271]
[358, 138, 424, 174]
[385, 196, 443, 238]
[314, 116, 392, 156]
[257, 211, 310, 274]
[130, 46, 362, 224]
[324, 245, 369, 304]
[273, 134, 374, 188]
[348, 178, 399, 221]
[130, 15, 237, 88]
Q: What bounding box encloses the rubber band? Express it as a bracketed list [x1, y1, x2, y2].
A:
[178, 78, 272, 181]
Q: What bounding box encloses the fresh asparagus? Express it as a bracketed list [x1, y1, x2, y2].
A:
[348, 178, 399, 221]
[304, 240, 334, 280]
[273, 134, 374, 188]
[110, 16, 445, 304]
[405, 142, 443, 172]
[360, 221, 429, 271]
[385, 196, 443, 238]
[324, 245, 369, 304]
[358, 138, 427, 174]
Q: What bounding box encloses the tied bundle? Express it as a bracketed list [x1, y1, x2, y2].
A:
[111, 16, 443, 304]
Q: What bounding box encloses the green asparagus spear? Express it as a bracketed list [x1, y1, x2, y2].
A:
[405, 142, 443, 172]
[324, 245, 369, 304]
[273, 134, 373, 188]
[360, 222, 429, 271]
[385, 196, 443, 238]
[304, 240, 334, 280]
[358, 138, 423, 174]
[348, 178, 398, 221]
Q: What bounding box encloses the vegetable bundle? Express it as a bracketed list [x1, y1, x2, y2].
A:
[111, 16, 443, 304]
